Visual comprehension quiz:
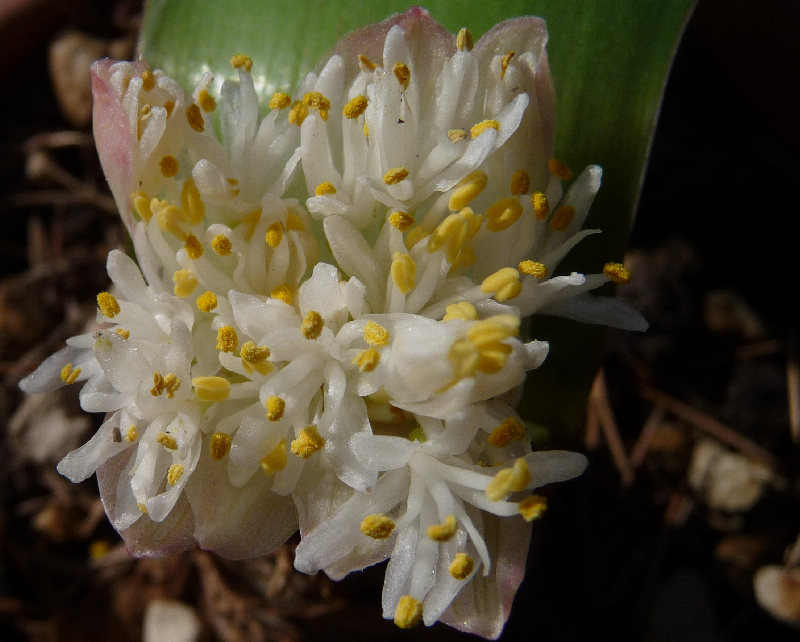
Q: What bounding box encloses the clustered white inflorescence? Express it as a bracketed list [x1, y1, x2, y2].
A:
[19, 8, 645, 638]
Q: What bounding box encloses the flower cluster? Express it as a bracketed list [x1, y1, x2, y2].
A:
[20, 8, 645, 638]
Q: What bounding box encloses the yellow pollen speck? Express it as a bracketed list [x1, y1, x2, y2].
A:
[518, 260, 548, 279]
[363, 321, 390, 347]
[288, 100, 308, 126]
[343, 94, 368, 119]
[449, 553, 474, 579]
[448, 170, 488, 211]
[363, 121, 369, 137]
[132, 190, 152, 222]
[394, 596, 423, 629]
[115, 328, 130, 339]
[358, 54, 377, 71]
[198, 89, 216, 113]
[360, 514, 395, 539]
[269, 92, 291, 110]
[216, 326, 238, 352]
[172, 269, 197, 297]
[156, 432, 178, 451]
[480, 267, 521, 302]
[163, 373, 181, 398]
[603, 262, 632, 284]
[230, 54, 253, 71]
[141, 70, 156, 91]
[486, 197, 523, 232]
[393, 62, 411, 90]
[500, 51, 515, 78]
[265, 395, 285, 421]
[442, 301, 478, 322]
[291, 425, 325, 458]
[186, 104, 204, 132]
[426, 515, 457, 542]
[261, 439, 288, 474]
[211, 234, 233, 256]
[383, 167, 409, 185]
[488, 417, 527, 447]
[510, 169, 530, 195]
[137, 502, 148, 514]
[192, 376, 231, 402]
[265, 221, 284, 247]
[210, 432, 232, 460]
[196, 290, 217, 312]
[167, 464, 184, 485]
[550, 204, 575, 231]
[456, 27, 473, 51]
[184, 234, 203, 259]
[240, 341, 271, 375]
[271, 285, 293, 305]
[163, 100, 175, 116]
[353, 347, 381, 372]
[315, 181, 337, 196]
[301, 310, 324, 340]
[470, 119, 500, 138]
[125, 425, 138, 442]
[486, 458, 532, 501]
[159, 155, 178, 178]
[97, 291, 120, 318]
[548, 158, 573, 181]
[181, 177, 205, 225]
[60, 362, 81, 385]
[531, 191, 550, 220]
[448, 128, 466, 143]
[519, 494, 548, 521]
[388, 210, 414, 231]
[390, 252, 416, 294]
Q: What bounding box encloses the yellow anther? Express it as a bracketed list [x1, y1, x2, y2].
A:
[301, 310, 324, 340]
[197, 89, 216, 113]
[286, 212, 305, 232]
[315, 181, 337, 196]
[261, 439, 288, 474]
[486, 197, 524, 232]
[173, 269, 197, 297]
[481, 267, 521, 302]
[132, 190, 152, 222]
[427, 208, 482, 262]
[138, 502, 148, 514]
[388, 210, 414, 231]
[467, 315, 520, 346]
[363, 321, 390, 347]
[265, 221, 284, 247]
[265, 395, 285, 421]
[426, 515, 457, 542]
[353, 347, 381, 372]
[125, 425, 138, 442]
[408, 426, 427, 442]
[519, 494, 548, 521]
[360, 514, 395, 539]
[240, 208, 262, 240]
[383, 166, 409, 185]
[343, 94, 368, 119]
[548, 158, 573, 181]
[211, 234, 233, 256]
[394, 596, 423, 629]
[509, 169, 530, 195]
[486, 458, 532, 501]
[151, 371, 165, 396]
[288, 100, 308, 126]
[447, 128, 466, 143]
[97, 291, 120, 318]
[163, 373, 181, 398]
[393, 62, 411, 89]
[166, 464, 184, 485]
[185, 103, 204, 132]
[358, 54, 377, 71]
[500, 51, 515, 78]
[60, 363, 81, 385]
[404, 225, 429, 250]
[550, 204, 575, 231]
[240, 341, 271, 375]
[449, 553, 474, 579]
[192, 376, 231, 402]
[488, 417, 527, 447]
[216, 326, 238, 353]
[303, 91, 331, 120]
[163, 100, 175, 116]
[196, 291, 217, 312]
[447, 338, 480, 381]
[269, 92, 291, 110]
[603, 262, 632, 284]
[156, 432, 178, 451]
[184, 234, 203, 259]
[442, 301, 479, 322]
[531, 191, 549, 220]
[390, 252, 416, 294]
[115, 328, 130, 339]
[271, 284, 293, 305]
[456, 27, 473, 51]
[448, 170, 488, 211]
[470, 119, 500, 138]
[518, 260, 548, 279]
[209, 432, 231, 460]
[290, 425, 325, 458]
[156, 204, 188, 240]
[141, 70, 156, 91]
[230, 54, 253, 72]
[159, 154, 179, 177]
[181, 177, 205, 225]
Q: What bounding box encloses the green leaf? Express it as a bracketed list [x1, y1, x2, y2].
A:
[139, 0, 695, 436]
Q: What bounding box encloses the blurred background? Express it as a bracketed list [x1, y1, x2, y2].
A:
[1, 0, 798, 640]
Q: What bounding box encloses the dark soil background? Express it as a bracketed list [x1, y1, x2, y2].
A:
[1, 0, 798, 640]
